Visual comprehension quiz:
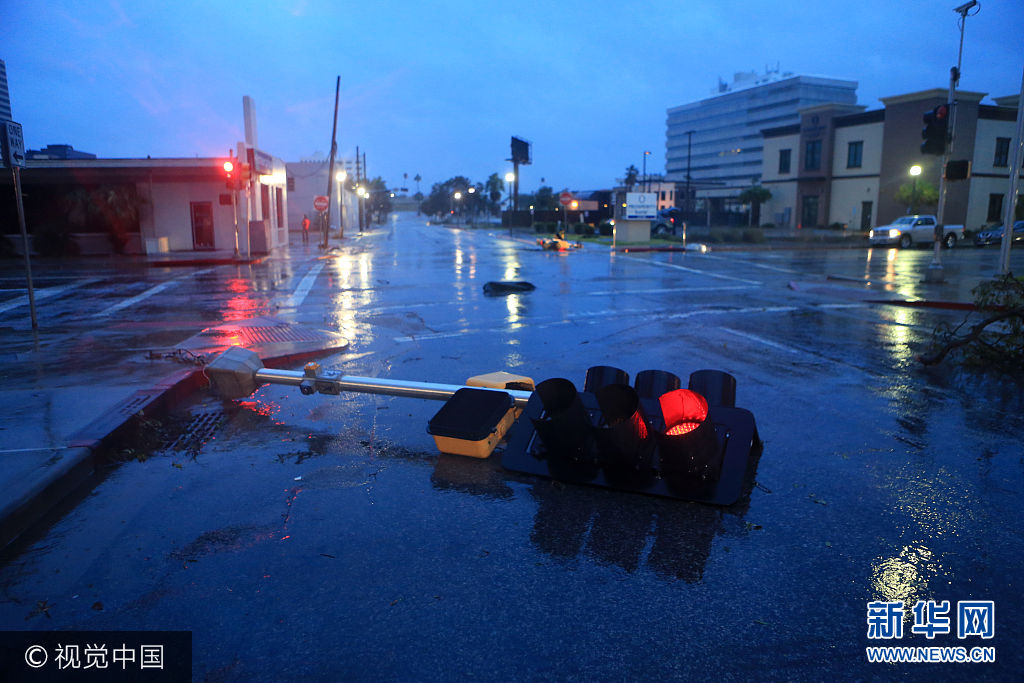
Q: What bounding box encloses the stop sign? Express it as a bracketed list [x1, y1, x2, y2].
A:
[559, 191, 574, 206]
[313, 195, 330, 212]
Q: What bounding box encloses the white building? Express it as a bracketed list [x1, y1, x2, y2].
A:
[665, 70, 859, 211]
[3, 154, 289, 255]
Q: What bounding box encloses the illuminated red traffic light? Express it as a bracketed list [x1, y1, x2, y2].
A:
[659, 389, 709, 436]
[223, 160, 234, 173]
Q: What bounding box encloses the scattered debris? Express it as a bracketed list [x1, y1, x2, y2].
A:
[483, 281, 536, 296]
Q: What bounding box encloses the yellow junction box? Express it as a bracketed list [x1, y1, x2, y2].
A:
[428, 388, 519, 458]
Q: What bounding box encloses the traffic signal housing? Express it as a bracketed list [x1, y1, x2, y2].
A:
[921, 104, 949, 155]
[503, 365, 761, 504]
[222, 160, 235, 189]
[221, 159, 250, 190]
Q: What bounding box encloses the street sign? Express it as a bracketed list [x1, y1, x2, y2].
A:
[625, 192, 657, 220]
[559, 191, 574, 206]
[313, 195, 329, 212]
[2, 121, 26, 168]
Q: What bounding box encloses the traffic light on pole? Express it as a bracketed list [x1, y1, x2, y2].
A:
[223, 160, 235, 189]
[921, 104, 949, 155]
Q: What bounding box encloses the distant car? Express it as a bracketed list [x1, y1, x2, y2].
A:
[652, 208, 683, 236]
[974, 220, 1024, 246]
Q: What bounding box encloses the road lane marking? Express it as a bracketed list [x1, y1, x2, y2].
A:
[0, 278, 100, 314]
[587, 285, 755, 296]
[702, 254, 801, 274]
[393, 304, 799, 342]
[92, 268, 215, 317]
[281, 261, 326, 308]
[719, 327, 800, 353]
[624, 255, 762, 285]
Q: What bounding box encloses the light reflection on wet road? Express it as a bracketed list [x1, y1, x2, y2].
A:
[0, 216, 1021, 679]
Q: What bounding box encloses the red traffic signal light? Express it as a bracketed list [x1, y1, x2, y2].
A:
[503, 366, 761, 504]
[223, 160, 236, 189]
[921, 104, 949, 156]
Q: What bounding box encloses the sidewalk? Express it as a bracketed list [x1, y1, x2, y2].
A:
[0, 246, 347, 550]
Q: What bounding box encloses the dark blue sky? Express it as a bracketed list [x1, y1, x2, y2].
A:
[4, 0, 1022, 193]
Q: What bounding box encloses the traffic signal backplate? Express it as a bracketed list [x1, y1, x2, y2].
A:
[502, 381, 762, 505]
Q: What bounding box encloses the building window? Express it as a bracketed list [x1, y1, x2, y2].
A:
[994, 138, 1010, 167]
[801, 195, 819, 227]
[778, 149, 791, 174]
[661, 191, 666, 201]
[287, 176, 296, 192]
[805, 140, 822, 171]
[847, 141, 863, 168]
[987, 193, 1004, 222]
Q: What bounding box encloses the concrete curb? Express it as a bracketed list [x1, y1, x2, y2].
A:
[0, 446, 95, 551]
[0, 344, 345, 551]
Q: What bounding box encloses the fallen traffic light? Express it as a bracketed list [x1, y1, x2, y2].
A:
[503, 366, 761, 504]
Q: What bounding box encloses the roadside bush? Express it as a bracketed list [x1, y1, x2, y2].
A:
[742, 229, 766, 244]
[828, 222, 846, 231]
[597, 222, 614, 236]
[760, 223, 775, 229]
[33, 223, 79, 257]
[572, 223, 594, 236]
[0, 234, 14, 258]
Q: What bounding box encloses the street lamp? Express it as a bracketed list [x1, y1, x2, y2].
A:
[909, 165, 922, 213]
[505, 172, 516, 211]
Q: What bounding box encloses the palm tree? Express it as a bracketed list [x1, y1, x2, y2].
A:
[486, 173, 505, 214]
[738, 185, 772, 226]
[623, 165, 639, 191]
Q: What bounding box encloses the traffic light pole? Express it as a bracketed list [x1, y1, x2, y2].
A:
[927, 67, 957, 284]
[998, 66, 1024, 276]
[927, 1, 977, 284]
[205, 345, 532, 406]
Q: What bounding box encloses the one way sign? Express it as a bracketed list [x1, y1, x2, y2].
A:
[2, 121, 26, 168]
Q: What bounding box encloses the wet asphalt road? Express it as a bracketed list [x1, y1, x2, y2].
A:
[1, 215, 1022, 680]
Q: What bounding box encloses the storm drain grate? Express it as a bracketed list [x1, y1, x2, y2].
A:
[161, 409, 226, 455]
[199, 324, 325, 345]
[116, 395, 152, 418]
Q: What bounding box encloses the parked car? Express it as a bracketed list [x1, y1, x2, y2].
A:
[868, 214, 964, 249]
[974, 220, 1024, 246]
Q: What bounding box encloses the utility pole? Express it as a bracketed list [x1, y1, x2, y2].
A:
[686, 130, 694, 213]
[323, 76, 340, 249]
[927, 0, 978, 283]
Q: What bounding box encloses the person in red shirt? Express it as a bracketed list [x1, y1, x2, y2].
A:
[301, 214, 311, 244]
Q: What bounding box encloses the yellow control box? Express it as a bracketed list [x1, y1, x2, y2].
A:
[428, 388, 517, 458]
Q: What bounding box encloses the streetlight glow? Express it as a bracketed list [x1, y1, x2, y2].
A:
[504, 172, 515, 183]
[336, 170, 347, 182]
[909, 165, 922, 177]
[453, 191, 462, 200]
